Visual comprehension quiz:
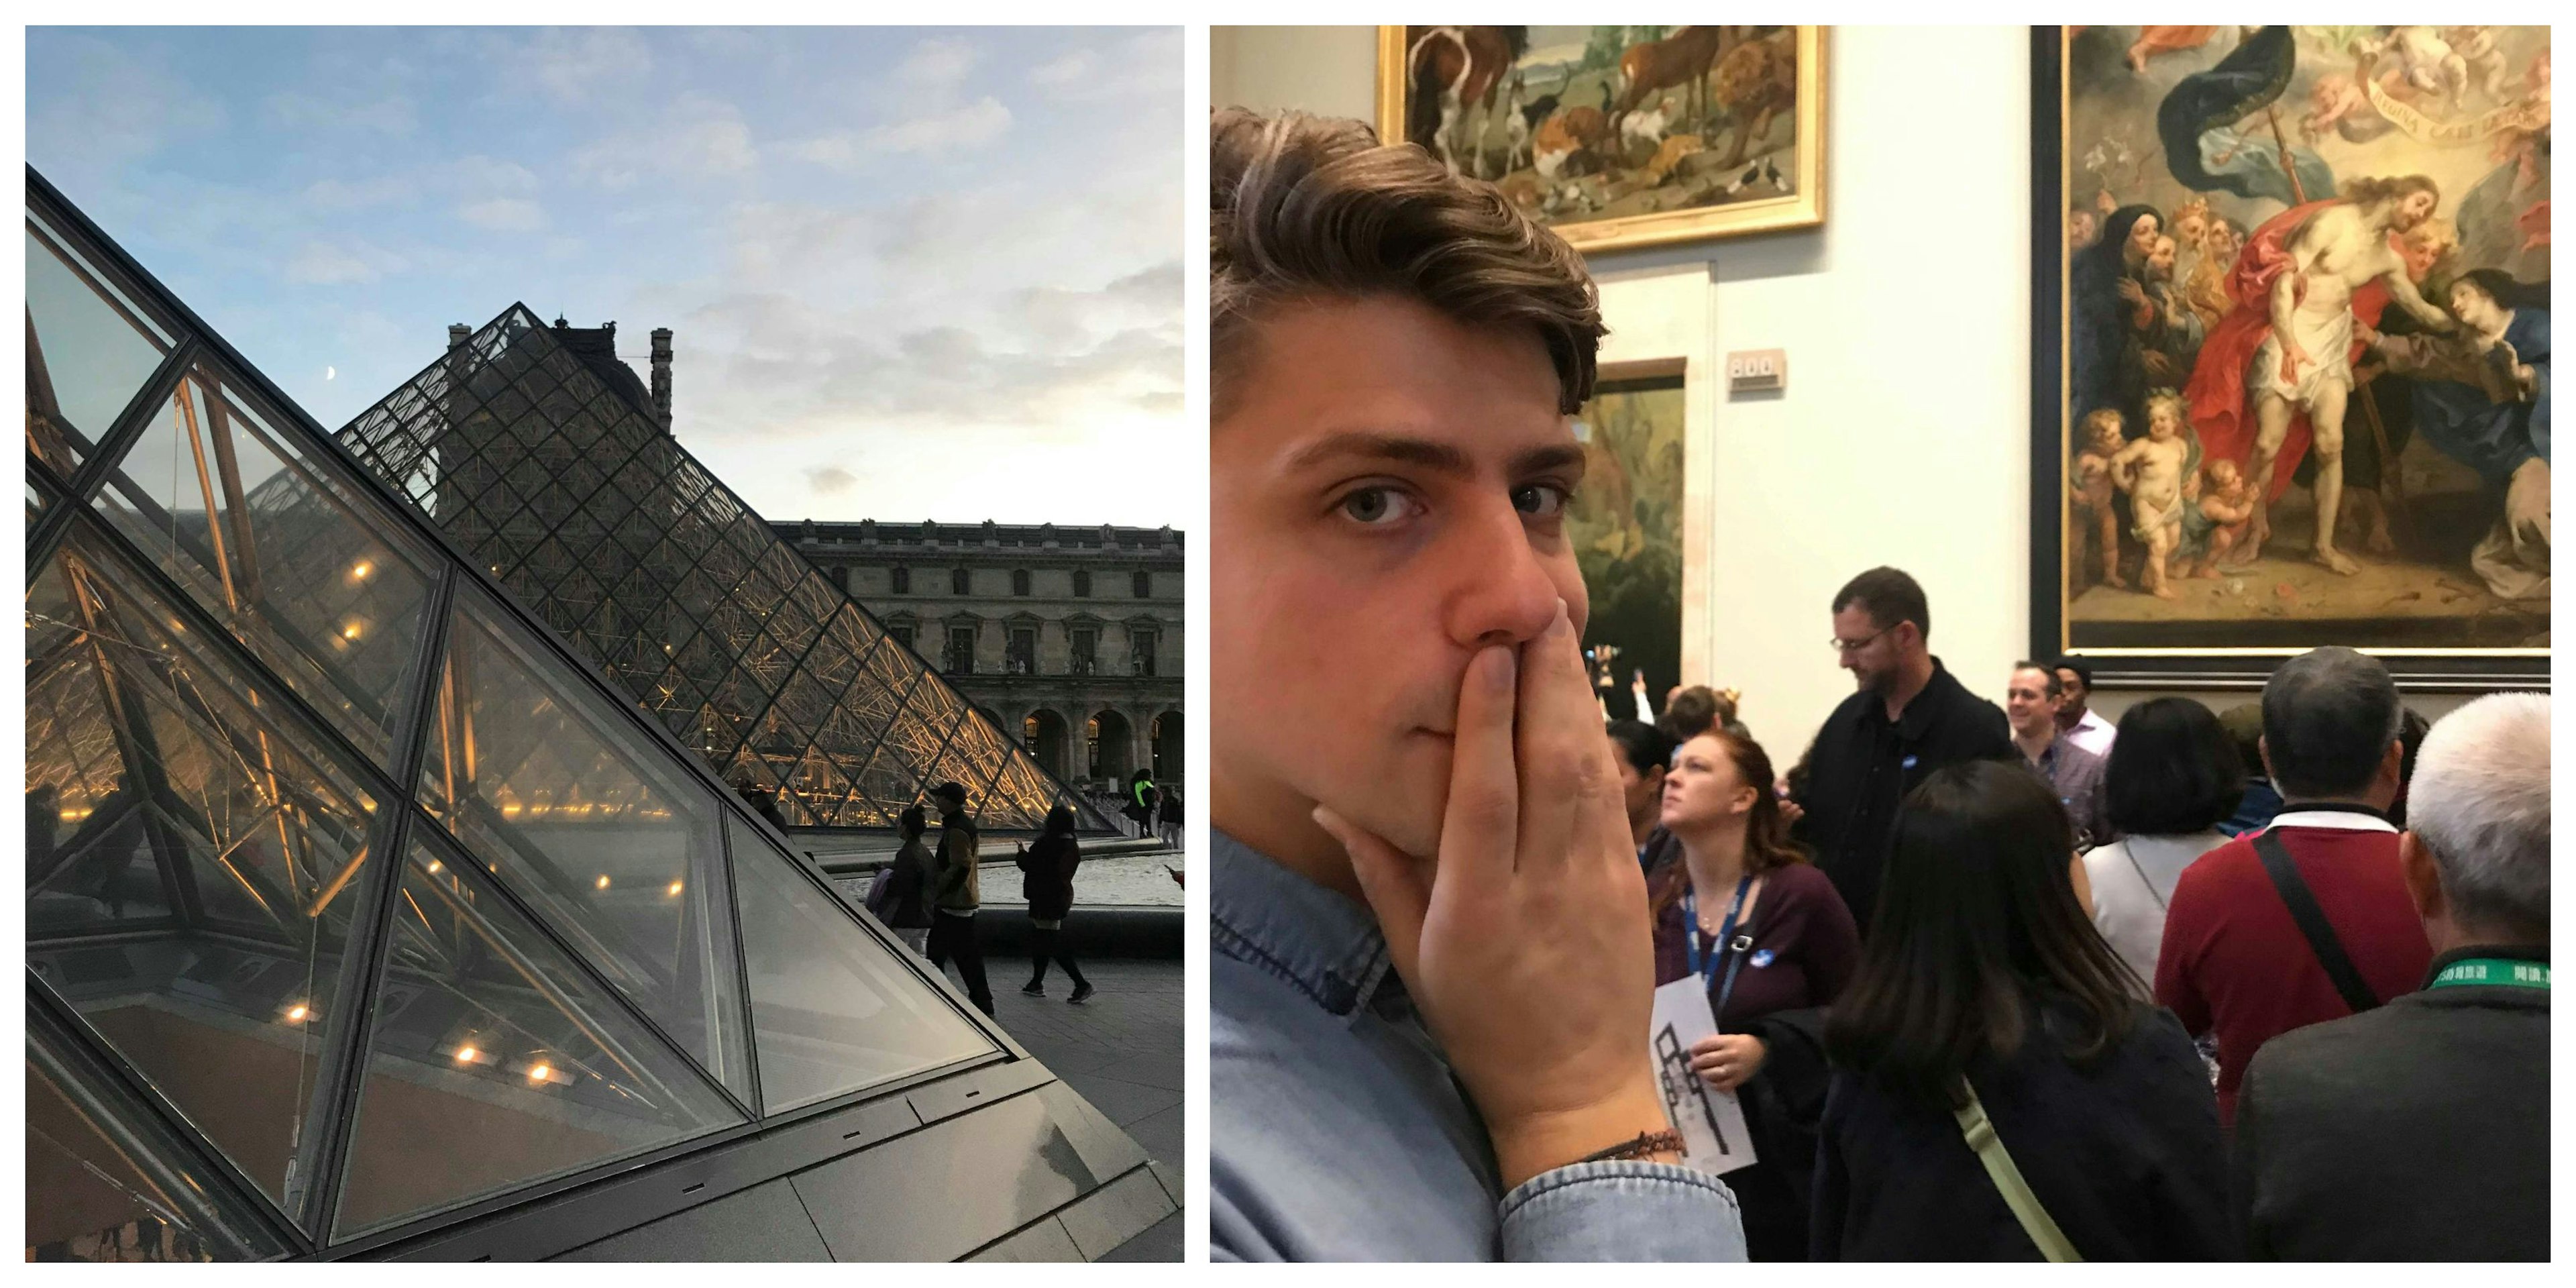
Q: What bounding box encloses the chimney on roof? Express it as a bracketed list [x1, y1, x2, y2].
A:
[650, 327, 674, 429]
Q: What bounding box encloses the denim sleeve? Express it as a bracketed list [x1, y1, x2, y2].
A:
[1498, 1161, 1748, 1262]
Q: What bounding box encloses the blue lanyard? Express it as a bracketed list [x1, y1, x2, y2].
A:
[1681, 873, 1756, 1022]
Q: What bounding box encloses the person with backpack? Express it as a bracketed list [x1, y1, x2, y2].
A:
[1812, 761, 2229, 1260]
[1126, 770, 1160, 837]
[864, 806, 936, 955]
[2153, 648, 2434, 1124]
[1017, 804, 1094, 1004]
[924, 781, 994, 1018]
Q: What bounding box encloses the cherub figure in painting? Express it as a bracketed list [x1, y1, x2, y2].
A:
[2193, 459, 2257, 576]
[2112, 391, 2200, 599]
[2070, 409, 2129, 592]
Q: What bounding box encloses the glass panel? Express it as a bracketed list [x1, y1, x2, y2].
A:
[24, 525, 379, 1214]
[25, 210, 178, 478]
[333, 838, 745, 1238]
[26, 1018, 292, 1263]
[418, 585, 754, 1107]
[89, 363, 438, 767]
[728, 814, 994, 1113]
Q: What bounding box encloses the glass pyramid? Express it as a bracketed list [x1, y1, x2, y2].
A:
[332, 307, 1108, 833]
[25, 170, 1018, 1259]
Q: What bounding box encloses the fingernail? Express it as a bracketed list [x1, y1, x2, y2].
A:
[1546, 598, 1571, 639]
[1310, 806, 1349, 847]
[1482, 645, 1516, 692]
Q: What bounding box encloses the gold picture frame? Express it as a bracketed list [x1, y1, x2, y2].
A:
[1377, 25, 1826, 252]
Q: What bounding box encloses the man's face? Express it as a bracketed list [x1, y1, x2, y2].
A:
[2068, 209, 2098, 250]
[1212, 294, 1589, 861]
[1834, 604, 1899, 695]
[2394, 189, 2436, 232]
[2004, 667, 2060, 739]
[2147, 235, 2178, 280]
[2055, 667, 2091, 714]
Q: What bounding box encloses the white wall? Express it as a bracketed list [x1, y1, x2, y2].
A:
[1212, 28, 2473, 750]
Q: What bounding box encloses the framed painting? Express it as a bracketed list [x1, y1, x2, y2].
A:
[1569, 360, 1687, 721]
[2030, 24, 2550, 690]
[1377, 25, 1826, 252]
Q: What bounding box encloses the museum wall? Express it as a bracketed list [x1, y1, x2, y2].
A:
[1211, 26, 2469, 753]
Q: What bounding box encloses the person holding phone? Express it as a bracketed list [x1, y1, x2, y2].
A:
[1208, 107, 1745, 1262]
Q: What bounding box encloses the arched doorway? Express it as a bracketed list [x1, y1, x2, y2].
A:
[1087, 708, 1134, 782]
[1150, 710, 1182, 784]
[1022, 708, 1070, 780]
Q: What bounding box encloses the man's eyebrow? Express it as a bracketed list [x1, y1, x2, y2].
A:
[1511, 443, 1588, 476]
[1283, 432, 1474, 475]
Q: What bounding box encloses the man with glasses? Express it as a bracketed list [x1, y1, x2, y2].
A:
[1787, 567, 2013, 931]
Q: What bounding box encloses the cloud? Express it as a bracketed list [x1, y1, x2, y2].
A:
[807, 466, 858, 495]
[794, 97, 1012, 164]
[458, 197, 545, 231]
[894, 38, 978, 91]
[284, 239, 405, 286]
[303, 155, 538, 213]
[1026, 30, 1182, 102]
[572, 93, 756, 187]
[25, 33, 228, 182]
[511, 28, 655, 104]
[268, 90, 415, 134]
[1029, 50, 1095, 87]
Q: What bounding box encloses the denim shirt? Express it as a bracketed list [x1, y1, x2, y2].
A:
[1210, 829, 1748, 1261]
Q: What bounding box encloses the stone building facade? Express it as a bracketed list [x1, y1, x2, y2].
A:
[775, 520, 1183, 794]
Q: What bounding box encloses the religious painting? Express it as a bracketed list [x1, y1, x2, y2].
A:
[1570, 368, 1685, 722]
[2031, 25, 2549, 688]
[1377, 26, 1826, 252]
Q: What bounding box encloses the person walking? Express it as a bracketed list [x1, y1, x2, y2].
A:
[1019, 804, 1095, 1004]
[1126, 769, 1160, 838]
[1813, 761, 2230, 1261]
[1159, 787, 1183, 848]
[923, 781, 994, 1017]
[1650, 727, 1860, 1260]
[868, 805, 936, 955]
[2081, 698, 2244, 984]
[2233, 693, 2549, 1260]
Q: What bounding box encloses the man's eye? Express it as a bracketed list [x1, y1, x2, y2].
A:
[1513, 484, 1570, 517]
[1338, 488, 1415, 525]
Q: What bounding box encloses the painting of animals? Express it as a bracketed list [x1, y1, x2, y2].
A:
[1377, 25, 1825, 251]
[2037, 25, 2548, 678]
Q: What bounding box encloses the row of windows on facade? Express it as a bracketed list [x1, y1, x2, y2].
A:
[884, 623, 1161, 678]
[869, 566, 1158, 598]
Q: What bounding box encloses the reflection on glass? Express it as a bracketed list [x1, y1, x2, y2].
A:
[418, 584, 754, 1107]
[729, 814, 994, 1114]
[333, 305, 1106, 831]
[24, 524, 378, 1214]
[27, 1022, 292, 1263]
[25, 211, 177, 480]
[89, 362, 437, 767]
[334, 839, 745, 1238]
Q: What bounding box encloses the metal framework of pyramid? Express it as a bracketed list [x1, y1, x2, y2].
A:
[331, 307, 1106, 834]
[23, 170, 1167, 1261]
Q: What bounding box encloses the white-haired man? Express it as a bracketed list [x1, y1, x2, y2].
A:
[2231, 692, 2549, 1260]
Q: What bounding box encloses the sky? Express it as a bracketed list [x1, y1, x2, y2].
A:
[28, 26, 1185, 528]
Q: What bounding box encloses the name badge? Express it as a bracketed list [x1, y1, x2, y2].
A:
[1901, 755, 1919, 771]
[1750, 949, 1776, 969]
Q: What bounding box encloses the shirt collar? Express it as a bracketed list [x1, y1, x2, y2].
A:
[2424, 942, 2551, 989]
[1210, 828, 1394, 1016]
[2267, 807, 2399, 834]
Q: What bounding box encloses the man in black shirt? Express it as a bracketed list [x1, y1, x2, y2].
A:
[1788, 567, 2013, 931]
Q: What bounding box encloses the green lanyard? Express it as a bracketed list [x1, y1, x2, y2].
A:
[2425, 958, 2550, 990]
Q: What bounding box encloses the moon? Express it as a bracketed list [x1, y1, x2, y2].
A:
[325, 366, 336, 380]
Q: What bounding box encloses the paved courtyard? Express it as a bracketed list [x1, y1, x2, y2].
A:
[939, 952, 1183, 1260]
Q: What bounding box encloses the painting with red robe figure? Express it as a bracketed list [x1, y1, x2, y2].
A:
[2043, 25, 2548, 667]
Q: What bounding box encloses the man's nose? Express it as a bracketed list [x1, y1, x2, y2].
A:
[1439, 500, 1565, 651]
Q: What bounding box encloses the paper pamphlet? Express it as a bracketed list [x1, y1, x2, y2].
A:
[1648, 976, 1758, 1176]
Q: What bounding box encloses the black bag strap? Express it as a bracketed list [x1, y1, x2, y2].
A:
[2251, 828, 2381, 1014]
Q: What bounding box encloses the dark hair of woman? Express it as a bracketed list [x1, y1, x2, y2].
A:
[1646, 727, 1807, 916]
[2104, 698, 2245, 836]
[2452, 266, 2550, 311]
[1605, 718, 1676, 779]
[898, 805, 926, 837]
[1044, 803, 1077, 837]
[1825, 761, 2146, 1104]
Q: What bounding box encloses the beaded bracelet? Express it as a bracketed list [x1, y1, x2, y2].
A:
[1576, 1128, 1685, 1165]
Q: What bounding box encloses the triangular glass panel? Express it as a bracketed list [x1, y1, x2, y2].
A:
[28, 1007, 294, 1263]
[335, 307, 1110, 831]
[25, 205, 179, 480]
[416, 583, 756, 1108]
[26, 521, 380, 1215]
[724, 813, 995, 1114]
[332, 836, 745, 1238]
[86, 362, 440, 769]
